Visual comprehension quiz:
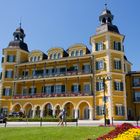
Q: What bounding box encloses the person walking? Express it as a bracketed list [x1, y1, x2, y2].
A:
[62, 109, 67, 126]
[57, 110, 63, 126]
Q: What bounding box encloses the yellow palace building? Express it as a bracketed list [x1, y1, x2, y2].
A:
[1, 7, 138, 121]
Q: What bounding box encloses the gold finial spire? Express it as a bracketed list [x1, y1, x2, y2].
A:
[105, 0, 108, 9]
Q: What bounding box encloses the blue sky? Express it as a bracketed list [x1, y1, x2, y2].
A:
[0, 0, 140, 71]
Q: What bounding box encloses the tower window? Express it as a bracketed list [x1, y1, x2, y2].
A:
[114, 41, 121, 51]
[5, 70, 13, 78]
[7, 55, 16, 62]
[95, 42, 104, 51]
[114, 59, 121, 70]
[96, 60, 104, 70]
[102, 18, 106, 24]
[114, 81, 123, 91]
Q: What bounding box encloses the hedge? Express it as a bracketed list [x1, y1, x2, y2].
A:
[7, 117, 77, 122]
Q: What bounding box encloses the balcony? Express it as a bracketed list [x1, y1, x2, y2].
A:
[13, 92, 93, 99]
[15, 70, 92, 81]
[133, 97, 140, 103]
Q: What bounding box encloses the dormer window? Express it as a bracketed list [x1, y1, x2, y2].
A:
[38, 56, 40, 61]
[71, 51, 74, 56]
[50, 54, 53, 59]
[54, 53, 57, 59]
[75, 50, 79, 56]
[7, 55, 16, 62]
[58, 53, 61, 59]
[80, 50, 83, 56]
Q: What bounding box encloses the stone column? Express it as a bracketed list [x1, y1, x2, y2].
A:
[32, 109, 35, 118]
[74, 109, 78, 119]
[89, 108, 93, 120]
[52, 109, 56, 117]
[40, 109, 44, 118]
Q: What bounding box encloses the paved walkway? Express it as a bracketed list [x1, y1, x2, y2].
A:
[0, 120, 139, 127]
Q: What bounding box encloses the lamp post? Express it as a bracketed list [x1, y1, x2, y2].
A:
[97, 76, 111, 126]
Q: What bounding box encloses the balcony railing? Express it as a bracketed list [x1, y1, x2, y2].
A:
[133, 97, 140, 102]
[15, 70, 92, 81]
[133, 83, 140, 87]
[13, 92, 93, 99]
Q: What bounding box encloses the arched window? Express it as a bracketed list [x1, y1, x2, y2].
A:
[102, 18, 106, 24]
[58, 53, 61, 59]
[38, 56, 40, 61]
[80, 50, 83, 56]
[50, 54, 53, 59]
[54, 53, 57, 59]
[71, 51, 74, 57]
[76, 50, 79, 56]
[33, 56, 36, 62]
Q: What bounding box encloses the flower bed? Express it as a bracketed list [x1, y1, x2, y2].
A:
[114, 128, 140, 140]
[97, 123, 135, 140]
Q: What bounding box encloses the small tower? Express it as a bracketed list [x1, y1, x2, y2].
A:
[1, 25, 29, 112]
[91, 6, 128, 121]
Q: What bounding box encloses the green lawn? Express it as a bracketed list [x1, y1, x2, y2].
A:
[0, 127, 113, 140]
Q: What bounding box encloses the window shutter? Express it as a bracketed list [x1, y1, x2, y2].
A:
[52, 69, 55, 74]
[42, 86, 44, 93]
[96, 82, 99, 91]
[113, 41, 116, 50]
[71, 85, 74, 92]
[51, 86, 54, 93]
[96, 62, 98, 70]
[118, 42, 121, 51]
[3, 88, 5, 96]
[5, 71, 7, 78]
[121, 82, 124, 91]
[79, 85, 81, 92]
[122, 106, 125, 116]
[29, 88, 31, 93]
[119, 61, 122, 69]
[103, 62, 106, 70]
[96, 106, 99, 115]
[11, 71, 13, 78]
[34, 88, 37, 93]
[9, 89, 12, 96]
[13, 56, 16, 62]
[114, 60, 116, 69]
[115, 106, 118, 115]
[114, 82, 117, 90]
[7, 55, 9, 62]
[82, 65, 85, 71]
[95, 43, 98, 51]
[61, 85, 65, 93]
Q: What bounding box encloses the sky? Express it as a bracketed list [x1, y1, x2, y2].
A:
[0, 0, 140, 71]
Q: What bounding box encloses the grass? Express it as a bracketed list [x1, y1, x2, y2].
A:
[0, 126, 113, 140]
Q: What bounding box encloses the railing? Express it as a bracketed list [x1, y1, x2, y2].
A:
[13, 92, 93, 99]
[15, 70, 92, 81]
[133, 97, 140, 102]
